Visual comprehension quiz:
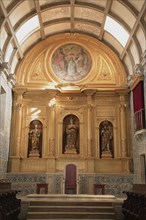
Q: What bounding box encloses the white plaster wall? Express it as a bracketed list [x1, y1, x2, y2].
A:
[0, 74, 12, 178]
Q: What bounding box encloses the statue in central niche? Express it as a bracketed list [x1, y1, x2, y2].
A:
[65, 117, 79, 154]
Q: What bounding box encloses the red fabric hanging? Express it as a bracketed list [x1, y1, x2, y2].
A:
[133, 81, 144, 113]
[133, 81, 145, 130]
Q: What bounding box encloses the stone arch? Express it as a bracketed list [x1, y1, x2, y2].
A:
[27, 120, 43, 158]
[62, 114, 79, 154]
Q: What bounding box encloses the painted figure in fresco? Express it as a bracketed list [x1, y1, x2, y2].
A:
[52, 48, 66, 71]
[29, 124, 40, 151]
[75, 48, 88, 70]
[101, 122, 113, 152]
[65, 117, 78, 149]
[67, 57, 77, 75]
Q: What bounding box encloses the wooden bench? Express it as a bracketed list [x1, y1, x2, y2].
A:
[122, 185, 146, 220]
[0, 179, 21, 220]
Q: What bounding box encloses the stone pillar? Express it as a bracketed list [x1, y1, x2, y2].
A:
[120, 96, 127, 157]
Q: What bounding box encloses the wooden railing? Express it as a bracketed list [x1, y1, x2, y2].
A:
[134, 109, 145, 131]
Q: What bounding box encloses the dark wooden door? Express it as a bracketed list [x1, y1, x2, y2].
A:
[65, 164, 77, 194]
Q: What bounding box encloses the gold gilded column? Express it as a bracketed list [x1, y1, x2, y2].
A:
[11, 89, 26, 158]
[49, 100, 56, 157]
[15, 104, 23, 157]
[84, 90, 96, 157]
[87, 104, 93, 157]
[12, 91, 24, 157]
[120, 96, 127, 157]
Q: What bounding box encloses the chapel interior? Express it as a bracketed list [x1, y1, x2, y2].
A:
[0, 0, 146, 220]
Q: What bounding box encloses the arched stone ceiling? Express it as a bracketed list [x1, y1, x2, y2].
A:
[1, 0, 146, 81]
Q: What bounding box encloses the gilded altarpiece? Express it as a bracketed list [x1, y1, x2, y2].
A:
[9, 34, 132, 181]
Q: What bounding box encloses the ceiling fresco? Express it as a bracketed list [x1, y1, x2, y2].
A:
[51, 44, 92, 82]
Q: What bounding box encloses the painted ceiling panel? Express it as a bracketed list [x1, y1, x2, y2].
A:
[2, 0, 13, 8]
[39, 0, 65, 7]
[9, 1, 35, 26]
[75, 23, 100, 37]
[128, 0, 145, 12]
[77, 0, 106, 8]
[5, 42, 13, 62]
[136, 27, 146, 54]
[123, 54, 133, 76]
[103, 32, 124, 56]
[41, 7, 70, 23]
[1, 27, 8, 50]
[130, 42, 140, 64]
[144, 13, 146, 23]
[44, 23, 70, 35]
[111, 1, 136, 29]
[75, 7, 104, 24]
[21, 31, 41, 54]
[11, 55, 19, 74]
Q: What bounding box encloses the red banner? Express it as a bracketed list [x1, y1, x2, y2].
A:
[133, 81, 144, 113]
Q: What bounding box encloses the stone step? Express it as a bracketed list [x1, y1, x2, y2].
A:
[27, 211, 116, 219]
[27, 219, 115, 220]
[26, 195, 116, 220]
[28, 205, 114, 212]
[29, 201, 113, 206]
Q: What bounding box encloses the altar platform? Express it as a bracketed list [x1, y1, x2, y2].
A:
[18, 194, 124, 220]
[27, 193, 116, 200]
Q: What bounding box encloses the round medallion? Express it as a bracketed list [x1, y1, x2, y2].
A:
[51, 44, 92, 82]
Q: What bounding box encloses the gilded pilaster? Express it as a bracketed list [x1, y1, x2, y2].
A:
[15, 103, 23, 157]
[84, 90, 96, 157]
[87, 104, 93, 157]
[49, 105, 56, 157]
[120, 96, 127, 157]
[12, 90, 25, 157]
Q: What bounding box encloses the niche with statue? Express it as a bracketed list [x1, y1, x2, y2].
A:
[62, 114, 79, 154]
[99, 120, 114, 158]
[27, 120, 43, 158]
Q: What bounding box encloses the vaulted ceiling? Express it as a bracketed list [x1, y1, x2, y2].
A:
[1, 0, 146, 81]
